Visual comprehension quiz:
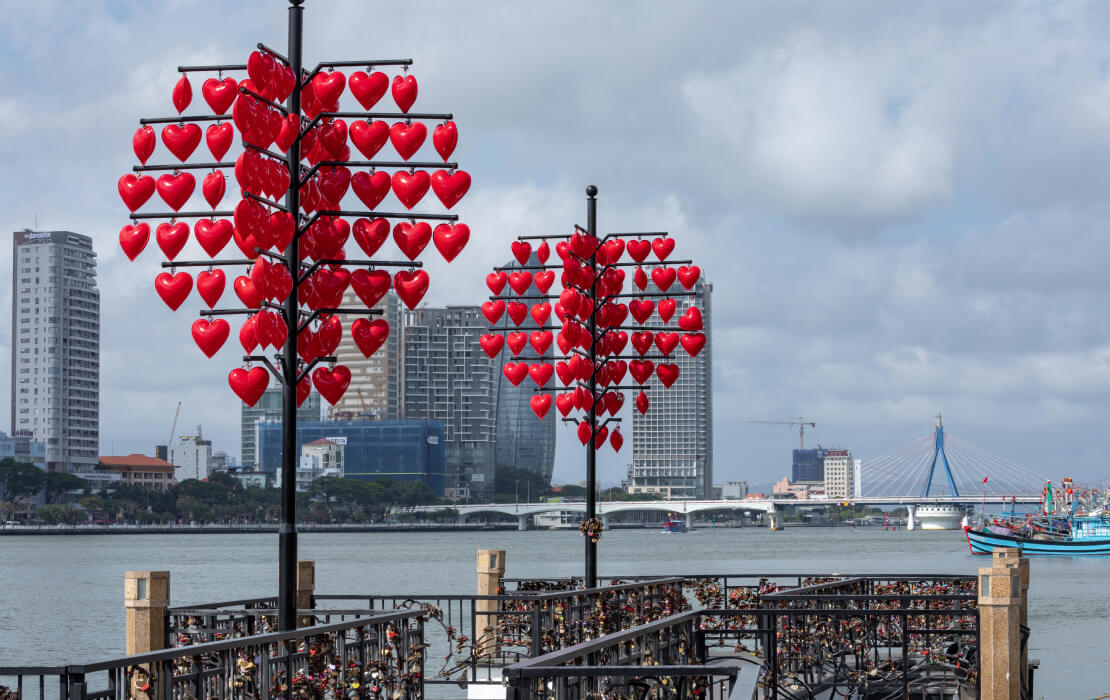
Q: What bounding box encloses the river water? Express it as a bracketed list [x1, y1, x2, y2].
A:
[0, 526, 1102, 698]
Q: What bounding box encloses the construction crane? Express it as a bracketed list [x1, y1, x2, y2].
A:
[168, 401, 182, 447]
[747, 417, 816, 450]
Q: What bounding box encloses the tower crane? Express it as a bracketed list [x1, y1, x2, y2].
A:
[168, 401, 182, 447]
[746, 417, 816, 450]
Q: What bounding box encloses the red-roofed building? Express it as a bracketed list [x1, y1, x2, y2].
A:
[99, 455, 177, 490]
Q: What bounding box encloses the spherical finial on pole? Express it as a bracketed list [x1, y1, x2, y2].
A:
[586, 185, 598, 197]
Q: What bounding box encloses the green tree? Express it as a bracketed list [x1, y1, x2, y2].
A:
[45, 472, 88, 504]
[0, 459, 46, 501]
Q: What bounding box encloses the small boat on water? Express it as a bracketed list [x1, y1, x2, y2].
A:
[965, 515, 1110, 555]
[662, 516, 688, 533]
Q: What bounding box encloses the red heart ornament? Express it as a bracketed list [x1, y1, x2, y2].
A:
[391, 74, 418, 112]
[635, 391, 649, 415]
[608, 331, 629, 355]
[529, 330, 553, 355]
[503, 362, 528, 386]
[603, 239, 625, 264]
[320, 119, 349, 158]
[627, 239, 651, 262]
[161, 123, 202, 162]
[481, 300, 505, 324]
[430, 169, 470, 209]
[201, 172, 225, 209]
[247, 51, 276, 95]
[651, 267, 676, 291]
[312, 71, 347, 106]
[196, 269, 225, 308]
[118, 223, 150, 261]
[350, 119, 390, 159]
[556, 393, 575, 417]
[610, 428, 624, 452]
[268, 264, 293, 303]
[655, 331, 679, 356]
[352, 217, 390, 256]
[607, 359, 628, 383]
[156, 172, 195, 211]
[351, 318, 390, 357]
[556, 361, 576, 386]
[678, 306, 703, 331]
[273, 65, 296, 103]
[629, 360, 655, 385]
[316, 315, 342, 355]
[506, 301, 528, 326]
[205, 122, 234, 161]
[604, 391, 624, 415]
[629, 299, 655, 324]
[228, 366, 269, 406]
[312, 365, 352, 405]
[318, 166, 352, 204]
[393, 221, 432, 260]
[154, 271, 192, 310]
[577, 421, 592, 445]
[155, 221, 189, 260]
[172, 74, 192, 113]
[681, 332, 706, 357]
[239, 316, 258, 352]
[652, 237, 675, 261]
[432, 121, 457, 161]
[351, 170, 392, 210]
[350, 268, 392, 308]
[506, 332, 527, 356]
[530, 394, 552, 419]
[118, 174, 156, 212]
[202, 77, 237, 114]
[530, 302, 552, 325]
[297, 376, 312, 407]
[275, 114, 300, 153]
[191, 318, 228, 357]
[486, 271, 508, 295]
[677, 265, 701, 290]
[432, 223, 469, 262]
[593, 426, 609, 450]
[658, 298, 677, 323]
[349, 70, 388, 109]
[194, 218, 233, 257]
[249, 258, 270, 300]
[391, 170, 430, 209]
[534, 270, 555, 294]
[393, 269, 429, 309]
[633, 266, 648, 291]
[528, 363, 554, 387]
[536, 241, 550, 264]
[480, 334, 505, 358]
[631, 331, 654, 356]
[133, 125, 155, 164]
[389, 121, 427, 160]
[656, 363, 680, 387]
[234, 275, 264, 308]
[508, 271, 533, 295]
[511, 241, 532, 265]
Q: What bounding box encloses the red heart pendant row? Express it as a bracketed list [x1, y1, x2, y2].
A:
[120, 49, 470, 407]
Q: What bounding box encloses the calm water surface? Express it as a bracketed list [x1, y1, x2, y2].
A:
[0, 527, 1104, 698]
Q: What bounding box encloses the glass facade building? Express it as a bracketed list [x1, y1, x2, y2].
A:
[791, 448, 828, 483]
[627, 277, 713, 499]
[10, 230, 99, 475]
[255, 419, 446, 495]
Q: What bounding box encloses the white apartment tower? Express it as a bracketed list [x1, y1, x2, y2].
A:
[823, 449, 855, 501]
[10, 230, 99, 475]
[627, 277, 713, 499]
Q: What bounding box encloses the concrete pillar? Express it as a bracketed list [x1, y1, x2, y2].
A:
[125, 571, 170, 654]
[906, 504, 916, 531]
[978, 558, 1022, 700]
[476, 549, 506, 657]
[517, 514, 528, 531]
[296, 560, 315, 628]
[768, 507, 780, 531]
[685, 513, 693, 531]
[992, 548, 1030, 683]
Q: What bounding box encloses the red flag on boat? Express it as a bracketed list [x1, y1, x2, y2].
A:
[982, 476, 989, 483]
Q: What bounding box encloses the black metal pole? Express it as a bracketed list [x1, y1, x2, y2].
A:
[585, 184, 598, 588]
[278, 0, 304, 633]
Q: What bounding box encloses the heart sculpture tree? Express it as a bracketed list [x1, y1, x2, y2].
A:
[115, 1, 469, 630]
[479, 186, 706, 587]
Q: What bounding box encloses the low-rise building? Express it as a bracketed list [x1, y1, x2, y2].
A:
[98, 455, 177, 490]
[721, 481, 750, 499]
[0, 431, 45, 465]
[772, 477, 810, 499]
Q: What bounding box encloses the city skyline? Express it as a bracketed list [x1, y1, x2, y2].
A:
[5, 3, 1110, 486]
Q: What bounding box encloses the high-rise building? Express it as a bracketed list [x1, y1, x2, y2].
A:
[823, 449, 854, 500]
[169, 426, 212, 482]
[627, 276, 713, 499]
[492, 256, 556, 489]
[10, 230, 99, 474]
[402, 305, 501, 500]
[792, 448, 828, 484]
[240, 386, 321, 469]
[329, 289, 404, 421]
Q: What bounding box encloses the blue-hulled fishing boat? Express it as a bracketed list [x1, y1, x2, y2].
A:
[965, 515, 1110, 555]
[662, 516, 687, 533]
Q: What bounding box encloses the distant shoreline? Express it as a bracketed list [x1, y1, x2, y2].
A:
[0, 523, 518, 535]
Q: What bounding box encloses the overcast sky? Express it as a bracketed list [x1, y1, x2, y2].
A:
[4, 1, 1110, 490]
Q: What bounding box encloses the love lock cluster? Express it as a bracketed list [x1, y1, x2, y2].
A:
[117, 45, 470, 407]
